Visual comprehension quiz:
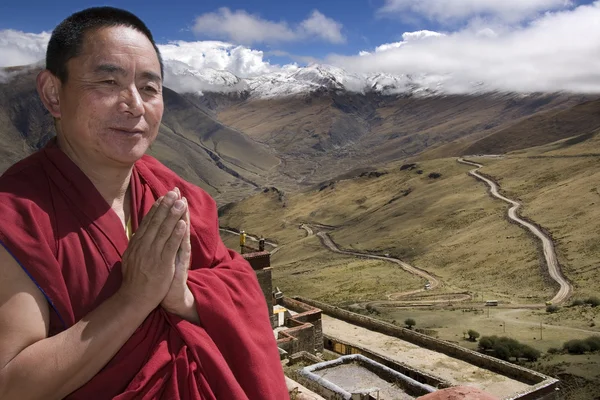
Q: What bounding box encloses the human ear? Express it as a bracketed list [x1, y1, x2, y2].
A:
[36, 69, 62, 118]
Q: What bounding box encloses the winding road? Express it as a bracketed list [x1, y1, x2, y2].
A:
[299, 224, 450, 305]
[457, 158, 572, 304]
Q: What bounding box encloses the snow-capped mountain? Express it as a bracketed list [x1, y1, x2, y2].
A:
[164, 62, 446, 99]
[164, 59, 247, 94]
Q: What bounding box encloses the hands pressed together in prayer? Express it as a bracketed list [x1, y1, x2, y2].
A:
[119, 188, 199, 324]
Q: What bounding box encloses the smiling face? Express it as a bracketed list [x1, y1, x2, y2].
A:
[54, 25, 164, 167]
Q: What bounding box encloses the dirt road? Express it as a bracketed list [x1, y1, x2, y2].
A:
[313, 229, 440, 295]
[457, 158, 572, 304]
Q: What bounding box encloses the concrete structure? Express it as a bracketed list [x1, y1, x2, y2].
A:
[300, 355, 437, 400]
[243, 250, 557, 400]
[298, 297, 560, 400]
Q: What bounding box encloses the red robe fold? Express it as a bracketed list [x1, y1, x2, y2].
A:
[0, 139, 288, 399]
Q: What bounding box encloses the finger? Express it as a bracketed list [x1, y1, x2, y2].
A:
[162, 220, 186, 264]
[151, 197, 188, 250]
[144, 190, 183, 242]
[174, 187, 181, 199]
[182, 199, 191, 270]
[133, 196, 163, 238]
[183, 197, 190, 229]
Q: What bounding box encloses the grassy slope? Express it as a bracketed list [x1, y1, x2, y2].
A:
[472, 132, 600, 299]
[220, 157, 552, 304]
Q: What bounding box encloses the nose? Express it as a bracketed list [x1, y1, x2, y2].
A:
[119, 85, 144, 117]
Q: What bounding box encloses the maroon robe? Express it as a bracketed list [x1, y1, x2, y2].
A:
[0, 139, 288, 399]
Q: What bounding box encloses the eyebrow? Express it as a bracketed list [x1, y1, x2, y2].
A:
[94, 63, 126, 75]
[141, 71, 162, 84]
[94, 64, 162, 83]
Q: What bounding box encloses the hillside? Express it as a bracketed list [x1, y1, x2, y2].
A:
[464, 98, 600, 155]
[219, 129, 600, 304]
[211, 91, 595, 186]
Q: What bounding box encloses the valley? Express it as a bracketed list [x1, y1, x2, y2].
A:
[2, 63, 599, 398]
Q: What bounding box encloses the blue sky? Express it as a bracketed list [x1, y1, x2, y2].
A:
[2, 1, 600, 93]
[0, 0, 453, 64]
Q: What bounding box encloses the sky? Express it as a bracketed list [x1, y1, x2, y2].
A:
[1, 0, 600, 93]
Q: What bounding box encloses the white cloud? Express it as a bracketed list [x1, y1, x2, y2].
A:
[373, 30, 445, 53]
[330, 1, 600, 93]
[0, 30, 49, 68]
[3, 2, 600, 95]
[192, 7, 344, 45]
[378, 0, 573, 23]
[158, 41, 276, 78]
[300, 10, 345, 44]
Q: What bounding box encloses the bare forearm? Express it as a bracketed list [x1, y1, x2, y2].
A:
[0, 291, 154, 400]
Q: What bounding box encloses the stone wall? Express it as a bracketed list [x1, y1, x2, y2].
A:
[277, 323, 315, 355]
[297, 296, 559, 400]
[242, 251, 271, 270]
[254, 268, 273, 319]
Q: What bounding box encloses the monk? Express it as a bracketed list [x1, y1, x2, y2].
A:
[0, 7, 288, 400]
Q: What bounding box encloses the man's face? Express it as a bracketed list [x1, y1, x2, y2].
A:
[57, 26, 163, 167]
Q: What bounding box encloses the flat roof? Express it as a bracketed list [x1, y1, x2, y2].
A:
[322, 315, 532, 399]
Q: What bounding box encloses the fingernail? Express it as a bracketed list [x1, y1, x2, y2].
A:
[167, 191, 177, 200]
[174, 200, 185, 211]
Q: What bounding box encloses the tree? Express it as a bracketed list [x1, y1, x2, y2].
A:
[468, 330, 480, 342]
[405, 318, 416, 329]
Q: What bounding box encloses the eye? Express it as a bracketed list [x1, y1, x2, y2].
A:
[142, 85, 159, 94]
[103, 79, 118, 85]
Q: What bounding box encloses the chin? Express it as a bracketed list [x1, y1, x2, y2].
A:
[103, 139, 152, 165]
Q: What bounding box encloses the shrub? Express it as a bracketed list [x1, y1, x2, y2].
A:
[468, 330, 480, 342]
[521, 345, 541, 361]
[501, 337, 523, 358]
[479, 336, 543, 361]
[478, 336, 495, 351]
[493, 343, 511, 360]
[546, 305, 560, 313]
[405, 318, 416, 329]
[571, 299, 585, 307]
[585, 336, 600, 352]
[563, 339, 591, 354]
[428, 172, 442, 179]
[547, 347, 560, 355]
[585, 297, 600, 307]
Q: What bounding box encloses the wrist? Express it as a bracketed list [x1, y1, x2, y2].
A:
[163, 286, 199, 324]
[114, 287, 157, 317]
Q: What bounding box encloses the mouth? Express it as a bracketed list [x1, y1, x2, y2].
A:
[110, 127, 145, 135]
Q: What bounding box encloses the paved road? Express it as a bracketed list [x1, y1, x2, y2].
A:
[457, 158, 572, 304]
